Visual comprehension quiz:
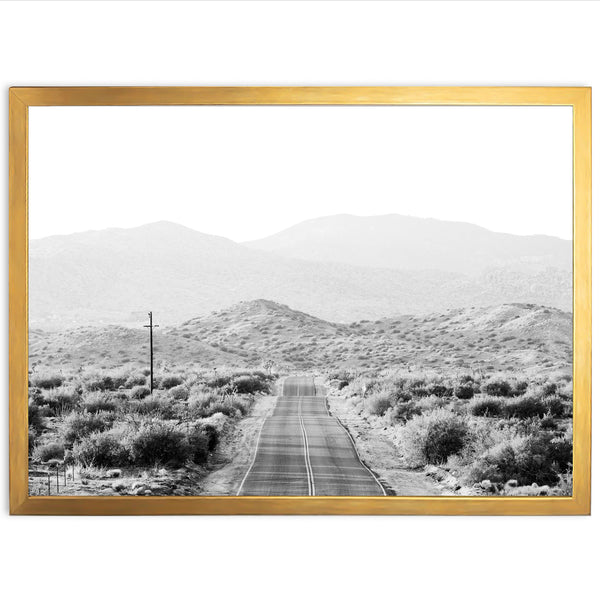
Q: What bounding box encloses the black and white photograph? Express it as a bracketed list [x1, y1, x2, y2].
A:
[27, 104, 574, 498]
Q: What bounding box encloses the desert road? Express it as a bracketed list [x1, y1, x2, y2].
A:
[237, 376, 386, 496]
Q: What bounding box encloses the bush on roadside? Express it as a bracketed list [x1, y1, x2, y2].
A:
[390, 400, 421, 423]
[32, 441, 65, 462]
[186, 423, 220, 464]
[128, 424, 190, 467]
[365, 391, 394, 416]
[465, 432, 572, 487]
[232, 374, 270, 394]
[63, 411, 114, 445]
[400, 409, 471, 466]
[28, 401, 45, 433]
[72, 431, 129, 467]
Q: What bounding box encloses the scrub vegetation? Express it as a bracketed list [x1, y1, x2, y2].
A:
[327, 369, 573, 496]
[28, 367, 275, 496]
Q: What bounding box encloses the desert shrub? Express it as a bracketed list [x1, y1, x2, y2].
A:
[160, 375, 184, 390]
[188, 391, 219, 413]
[128, 424, 190, 467]
[557, 380, 573, 401]
[540, 416, 558, 430]
[170, 384, 189, 401]
[200, 423, 219, 451]
[410, 386, 430, 398]
[543, 395, 565, 418]
[81, 391, 118, 413]
[232, 375, 270, 394]
[423, 418, 470, 464]
[29, 427, 38, 455]
[85, 374, 127, 392]
[503, 396, 547, 419]
[482, 378, 513, 397]
[154, 397, 180, 419]
[365, 391, 394, 416]
[427, 382, 453, 398]
[63, 411, 114, 445]
[129, 398, 160, 415]
[186, 423, 220, 464]
[466, 432, 572, 486]
[130, 385, 151, 400]
[29, 386, 45, 405]
[32, 441, 65, 462]
[30, 373, 64, 390]
[125, 373, 147, 387]
[44, 386, 81, 415]
[205, 375, 233, 389]
[471, 397, 503, 417]
[28, 401, 45, 433]
[417, 394, 453, 412]
[72, 431, 129, 467]
[187, 426, 210, 464]
[390, 400, 421, 423]
[543, 382, 558, 396]
[401, 409, 470, 466]
[454, 383, 475, 400]
[512, 380, 529, 396]
[201, 400, 242, 418]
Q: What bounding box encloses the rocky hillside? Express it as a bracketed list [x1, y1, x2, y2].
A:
[31, 300, 572, 376]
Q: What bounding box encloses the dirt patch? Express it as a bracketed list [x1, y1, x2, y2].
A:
[327, 394, 447, 496]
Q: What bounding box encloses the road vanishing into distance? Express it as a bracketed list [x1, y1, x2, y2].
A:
[237, 376, 386, 496]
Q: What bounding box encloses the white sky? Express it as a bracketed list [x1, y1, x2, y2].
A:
[29, 105, 573, 241]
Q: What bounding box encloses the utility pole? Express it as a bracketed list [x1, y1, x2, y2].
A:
[144, 311, 159, 393]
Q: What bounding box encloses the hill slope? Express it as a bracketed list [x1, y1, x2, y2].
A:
[244, 214, 572, 273]
[32, 300, 572, 376]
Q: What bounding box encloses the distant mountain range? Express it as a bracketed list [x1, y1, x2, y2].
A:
[31, 299, 572, 375]
[29, 216, 572, 329]
[244, 214, 572, 273]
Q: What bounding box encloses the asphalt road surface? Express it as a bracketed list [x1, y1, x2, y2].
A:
[237, 376, 386, 496]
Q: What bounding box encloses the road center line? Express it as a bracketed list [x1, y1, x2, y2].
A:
[298, 396, 315, 496]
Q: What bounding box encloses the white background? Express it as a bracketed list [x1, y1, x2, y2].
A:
[0, 2, 597, 599]
[29, 105, 573, 240]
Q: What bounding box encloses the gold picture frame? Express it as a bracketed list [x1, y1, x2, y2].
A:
[9, 86, 591, 515]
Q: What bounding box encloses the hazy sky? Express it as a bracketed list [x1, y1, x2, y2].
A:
[29, 105, 573, 241]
